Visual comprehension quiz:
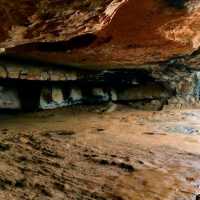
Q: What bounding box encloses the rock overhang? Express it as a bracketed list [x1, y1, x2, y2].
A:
[0, 0, 200, 69]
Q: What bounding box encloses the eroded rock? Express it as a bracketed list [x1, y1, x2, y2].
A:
[0, 1, 200, 110]
[0, 86, 21, 109]
[0, 0, 200, 68]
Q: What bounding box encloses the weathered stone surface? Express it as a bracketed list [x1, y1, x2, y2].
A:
[0, 0, 200, 68]
[0, 59, 80, 81]
[6, 66, 21, 79]
[0, 86, 21, 109]
[0, 63, 200, 110]
[40, 87, 52, 109]
[52, 87, 64, 104]
[117, 84, 170, 101]
[0, 0, 124, 47]
[69, 88, 82, 102]
[1, 0, 200, 110]
[92, 88, 109, 102]
[0, 66, 7, 78]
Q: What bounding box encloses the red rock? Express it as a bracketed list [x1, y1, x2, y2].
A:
[1, 0, 200, 68]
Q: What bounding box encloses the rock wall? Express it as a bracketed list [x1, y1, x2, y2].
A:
[1, 0, 200, 110]
[1, 0, 200, 68]
[0, 55, 200, 110]
[0, 0, 125, 48]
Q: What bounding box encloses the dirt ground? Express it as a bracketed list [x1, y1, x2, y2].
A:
[0, 105, 200, 200]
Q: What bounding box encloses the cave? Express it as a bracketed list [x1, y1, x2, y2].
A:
[1, 0, 200, 200]
[0, 64, 173, 111]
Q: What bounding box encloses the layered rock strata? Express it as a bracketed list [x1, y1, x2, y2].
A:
[0, 54, 199, 110]
[1, 0, 200, 110]
[1, 0, 200, 68]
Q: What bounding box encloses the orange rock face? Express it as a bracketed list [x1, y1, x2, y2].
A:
[1, 0, 200, 68]
[0, 0, 124, 47]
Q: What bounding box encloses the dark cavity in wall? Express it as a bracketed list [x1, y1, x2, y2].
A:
[17, 81, 41, 112]
[0, 67, 172, 112]
[166, 0, 187, 9]
[0, 79, 42, 112]
[7, 33, 97, 53]
[37, 33, 97, 52]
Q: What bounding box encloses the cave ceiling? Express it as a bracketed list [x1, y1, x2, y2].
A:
[1, 0, 200, 69]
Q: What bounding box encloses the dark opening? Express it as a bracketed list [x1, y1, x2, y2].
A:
[166, 0, 187, 9]
[8, 33, 97, 53]
[17, 81, 41, 112]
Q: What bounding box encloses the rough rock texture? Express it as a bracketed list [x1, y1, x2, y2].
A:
[1, 0, 200, 110]
[1, 0, 200, 68]
[0, 58, 199, 110]
[0, 108, 200, 199]
[0, 0, 124, 48]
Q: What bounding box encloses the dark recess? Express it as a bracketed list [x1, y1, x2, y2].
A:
[166, 0, 187, 9]
[17, 81, 41, 112]
[6, 33, 97, 53]
[39, 33, 97, 52]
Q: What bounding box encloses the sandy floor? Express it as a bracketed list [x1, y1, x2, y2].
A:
[0, 105, 200, 200]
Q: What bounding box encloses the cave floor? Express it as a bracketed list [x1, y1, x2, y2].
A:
[0, 105, 200, 200]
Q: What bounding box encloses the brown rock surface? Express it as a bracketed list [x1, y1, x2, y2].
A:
[0, 107, 200, 199]
[1, 0, 200, 68]
[0, 0, 124, 47]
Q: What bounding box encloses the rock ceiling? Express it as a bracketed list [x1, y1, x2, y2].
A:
[1, 0, 200, 68]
